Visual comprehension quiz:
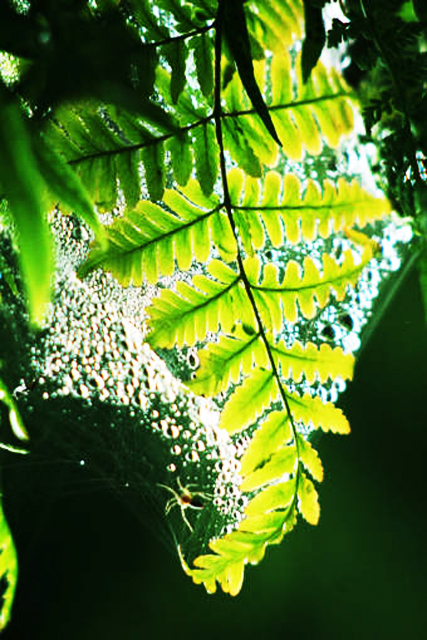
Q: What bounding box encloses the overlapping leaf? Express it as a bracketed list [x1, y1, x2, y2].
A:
[222, 0, 281, 146]
[43, 75, 216, 206]
[175, 238, 361, 594]
[121, 0, 216, 102]
[44, 99, 179, 206]
[222, 50, 355, 173]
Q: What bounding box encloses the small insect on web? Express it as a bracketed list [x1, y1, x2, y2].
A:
[158, 477, 212, 532]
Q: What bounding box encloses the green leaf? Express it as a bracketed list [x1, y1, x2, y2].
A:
[240, 411, 293, 478]
[187, 327, 264, 396]
[301, 0, 326, 83]
[147, 268, 243, 348]
[271, 340, 355, 384]
[165, 40, 188, 104]
[244, 480, 295, 516]
[0, 377, 29, 446]
[222, 0, 281, 146]
[79, 186, 224, 285]
[115, 150, 141, 210]
[192, 31, 214, 98]
[247, 0, 303, 52]
[142, 142, 165, 201]
[223, 48, 356, 162]
[0, 89, 52, 326]
[288, 390, 351, 434]
[167, 132, 193, 187]
[227, 168, 391, 249]
[219, 368, 279, 434]
[193, 123, 218, 196]
[240, 445, 296, 492]
[0, 500, 18, 630]
[298, 472, 320, 525]
[298, 435, 323, 482]
[44, 98, 178, 213]
[397, 1, 419, 22]
[34, 133, 104, 243]
[222, 118, 262, 178]
[249, 247, 375, 329]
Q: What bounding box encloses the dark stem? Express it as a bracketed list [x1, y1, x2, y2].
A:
[145, 22, 214, 48]
[213, 1, 301, 467]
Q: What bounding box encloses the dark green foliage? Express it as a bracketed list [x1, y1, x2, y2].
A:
[220, 0, 281, 145]
[306, 0, 427, 318]
[11, 1, 159, 113]
[301, 0, 326, 82]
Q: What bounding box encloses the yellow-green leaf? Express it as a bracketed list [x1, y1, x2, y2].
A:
[298, 472, 320, 525]
[219, 369, 279, 434]
[0, 90, 52, 326]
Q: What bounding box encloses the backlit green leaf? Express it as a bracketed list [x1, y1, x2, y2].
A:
[222, 0, 281, 145]
[192, 31, 214, 98]
[194, 123, 218, 196]
[0, 90, 52, 326]
[142, 142, 165, 201]
[220, 368, 279, 434]
[298, 472, 320, 524]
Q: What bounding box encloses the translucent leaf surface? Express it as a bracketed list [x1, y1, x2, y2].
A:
[0, 91, 52, 325]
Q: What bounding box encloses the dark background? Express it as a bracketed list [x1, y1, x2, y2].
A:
[1, 266, 426, 640]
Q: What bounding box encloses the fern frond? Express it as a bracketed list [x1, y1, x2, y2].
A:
[79, 180, 239, 284]
[246, 0, 303, 52]
[228, 167, 392, 247]
[43, 73, 217, 207]
[44, 100, 176, 207]
[247, 246, 375, 329]
[271, 340, 355, 384]
[219, 368, 279, 434]
[188, 330, 353, 396]
[147, 261, 257, 348]
[186, 327, 267, 396]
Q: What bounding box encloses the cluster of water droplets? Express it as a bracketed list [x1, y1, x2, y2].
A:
[15, 212, 249, 544]
[262, 212, 413, 431]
